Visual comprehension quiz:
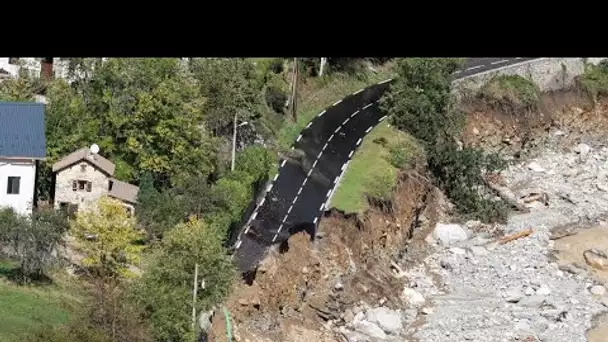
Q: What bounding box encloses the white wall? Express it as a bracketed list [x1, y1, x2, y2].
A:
[0, 159, 36, 216]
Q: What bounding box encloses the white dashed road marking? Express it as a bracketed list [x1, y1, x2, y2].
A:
[273, 174, 279, 181]
[379, 115, 387, 122]
[349, 150, 354, 158]
[296, 134, 302, 142]
[491, 59, 509, 65]
[351, 110, 359, 118]
[466, 65, 483, 71]
[353, 88, 364, 95]
[313, 217, 318, 224]
[281, 160, 287, 168]
[363, 103, 373, 110]
[306, 122, 312, 129]
[318, 110, 326, 117]
[365, 126, 373, 133]
[333, 99, 342, 106]
[378, 78, 392, 84]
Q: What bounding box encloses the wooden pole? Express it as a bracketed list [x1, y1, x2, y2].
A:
[292, 58, 299, 121]
[191, 263, 199, 330]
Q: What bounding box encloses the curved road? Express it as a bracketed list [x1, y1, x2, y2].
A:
[233, 57, 540, 272]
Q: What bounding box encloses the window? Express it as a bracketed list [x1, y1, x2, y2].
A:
[7, 177, 20, 195]
[73, 180, 92, 192]
[80, 164, 87, 172]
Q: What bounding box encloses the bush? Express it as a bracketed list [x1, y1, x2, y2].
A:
[0, 207, 68, 283]
[478, 74, 540, 113]
[579, 61, 608, 101]
[265, 86, 287, 113]
[268, 58, 284, 74]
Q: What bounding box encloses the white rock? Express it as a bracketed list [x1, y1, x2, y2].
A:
[597, 183, 608, 192]
[401, 287, 425, 306]
[536, 286, 552, 296]
[421, 307, 434, 315]
[450, 247, 467, 255]
[574, 143, 591, 155]
[525, 287, 536, 296]
[590, 285, 606, 296]
[527, 162, 546, 173]
[504, 289, 524, 303]
[472, 127, 480, 135]
[353, 320, 388, 340]
[366, 307, 403, 335]
[432, 223, 469, 246]
[469, 246, 488, 256]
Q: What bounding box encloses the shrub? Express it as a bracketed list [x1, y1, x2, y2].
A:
[579, 61, 608, 101]
[268, 58, 284, 74]
[478, 74, 541, 113]
[265, 86, 288, 113]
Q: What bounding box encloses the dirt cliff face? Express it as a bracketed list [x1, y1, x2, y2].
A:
[209, 167, 437, 342]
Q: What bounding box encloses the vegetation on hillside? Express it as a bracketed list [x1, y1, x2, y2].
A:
[0, 57, 393, 342]
[579, 59, 608, 102]
[478, 74, 541, 113]
[380, 58, 509, 223]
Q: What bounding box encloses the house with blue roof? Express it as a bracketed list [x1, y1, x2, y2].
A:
[0, 102, 46, 215]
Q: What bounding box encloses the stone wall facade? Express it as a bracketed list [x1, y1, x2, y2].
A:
[453, 58, 608, 94]
[54, 160, 111, 212]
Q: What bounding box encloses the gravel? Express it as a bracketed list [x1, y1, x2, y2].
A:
[413, 142, 608, 342]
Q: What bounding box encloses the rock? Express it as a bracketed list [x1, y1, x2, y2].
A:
[527, 162, 546, 173]
[590, 285, 606, 296]
[583, 249, 608, 270]
[468, 246, 488, 256]
[421, 307, 434, 315]
[366, 307, 403, 335]
[343, 309, 355, 323]
[432, 223, 469, 246]
[524, 287, 536, 296]
[301, 266, 309, 274]
[598, 183, 608, 192]
[401, 287, 425, 306]
[472, 127, 480, 135]
[504, 289, 524, 303]
[519, 295, 546, 308]
[574, 143, 591, 155]
[449, 247, 467, 255]
[553, 129, 566, 136]
[536, 286, 552, 296]
[335, 282, 344, 291]
[353, 320, 388, 340]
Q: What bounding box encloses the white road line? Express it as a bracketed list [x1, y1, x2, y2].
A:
[322, 142, 329, 150]
[319, 203, 325, 211]
[341, 163, 347, 171]
[259, 197, 265, 207]
[287, 205, 293, 214]
[491, 59, 509, 65]
[317, 151, 323, 159]
[466, 65, 483, 71]
[302, 178, 308, 186]
[313, 217, 318, 224]
[363, 103, 373, 110]
[272, 234, 278, 242]
[282, 215, 288, 223]
[353, 88, 364, 95]
[292, 197, 298, 205]
[307, 169, 313, 177]
[235, 240, 242, 249]
[379, 115, 387, 122]
[351, 110, 359, 118]
[305, 122, 312, 129]
[244, 226, 250, 234]
[267, 183, 273, 192]
[312, 160, 318, 168]
[334, 176, 340, 184]
[296, 134, 302, 142]
[333, 99, 342, 106]
[357, 137, 363, 145]
[349, 150, 354, 158]
[326, 189, 332, 198]
[378, 78, 392, 84]
[343, 118, 350, 125]
[277, 223, 284, 233]
[334, 126, 341, 134]
[281, 160, 287, 168]
[365, 126, 373, 133]
[328, 134, 334, 142]
[318, 110, 326, 117]
[273, 173, 279, 181]
[251, 211, 258, 220]
[297, 187, 303, 195]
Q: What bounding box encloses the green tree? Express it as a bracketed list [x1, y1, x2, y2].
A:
[0, 207, 68, 282]
[131, 218, 235, 342]
[71, 196, 144, 279]
[380, 58, 463, 147]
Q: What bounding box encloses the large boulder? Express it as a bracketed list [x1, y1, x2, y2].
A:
[432, 223, 469, 246]
[365, 307, 403, 335]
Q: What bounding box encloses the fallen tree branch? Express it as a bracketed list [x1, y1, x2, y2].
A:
[497, 228, 534, 245]
[482, 177, 530, 213]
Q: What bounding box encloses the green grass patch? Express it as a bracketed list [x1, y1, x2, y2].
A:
[0, 259, 83, 342]
[329, 121, 422, 214]
[277, 63, 396, 149]
[478, 74, 540, 112]
[579, 60, 608, 100]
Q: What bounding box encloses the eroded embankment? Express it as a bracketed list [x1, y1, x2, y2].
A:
[208, 166, 441, 341]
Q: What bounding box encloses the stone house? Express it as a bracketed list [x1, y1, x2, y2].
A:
[52, 147, 139, 216]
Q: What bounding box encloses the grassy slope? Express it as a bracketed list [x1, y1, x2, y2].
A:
[329, 121, 421, 214]
[0, 259, 82, 341]
[277, 63, 396, 149]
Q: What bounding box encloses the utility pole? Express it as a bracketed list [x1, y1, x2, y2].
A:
[291, 58, 299, 121]
[191, 263, 199, 330]
[231, 114, 237, 172]
[319, 57, 327, 77]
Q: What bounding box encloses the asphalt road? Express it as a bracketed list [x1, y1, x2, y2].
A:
[233, 57, 540, 272]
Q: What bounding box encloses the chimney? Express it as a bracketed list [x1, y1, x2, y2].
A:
[40, 57, 54, 81]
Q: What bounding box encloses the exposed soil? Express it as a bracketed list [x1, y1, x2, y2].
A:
[208, 167, 439, 341]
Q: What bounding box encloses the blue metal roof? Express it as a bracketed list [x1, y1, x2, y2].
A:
[0, 102, 46, 159]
